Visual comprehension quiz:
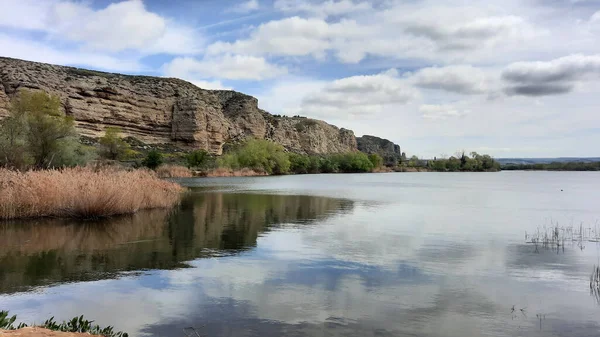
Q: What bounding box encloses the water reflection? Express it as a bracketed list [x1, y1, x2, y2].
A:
[2, 173, 600, 337]
[0, 192, 354, 294]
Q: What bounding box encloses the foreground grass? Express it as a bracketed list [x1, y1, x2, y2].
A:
[0, 167, 183, 220]
[0, 311, 127, 337]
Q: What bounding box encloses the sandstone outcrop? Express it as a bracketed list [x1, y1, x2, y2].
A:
[357, 135, 403, 166]
[0, 57, 357, 155]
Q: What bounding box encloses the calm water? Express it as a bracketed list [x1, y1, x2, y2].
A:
[1, 172, 600, 337]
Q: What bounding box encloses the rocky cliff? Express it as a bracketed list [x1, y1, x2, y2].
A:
[357, 135, 403, 166]
[0, 57, 357, 155]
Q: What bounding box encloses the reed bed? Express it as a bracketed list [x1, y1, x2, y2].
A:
[525, 221, 600, 249]
[0, 167, 184, 220]
[591, 265, 600, 304]
[156, 164, 193, 178]
[199, 167, 267, 177]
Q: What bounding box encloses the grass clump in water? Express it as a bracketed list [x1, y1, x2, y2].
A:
[156, 164, 193, 178]
[591, 265, 600, 304]
[0, 166, 183, 220]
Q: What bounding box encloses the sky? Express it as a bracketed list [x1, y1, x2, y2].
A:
[1, 0, 599, 158]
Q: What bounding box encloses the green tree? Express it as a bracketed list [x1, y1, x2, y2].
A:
[408, 155, 420, 167]
[447, 157, 461, 171]
[307, 156, 322, 174]
[186, 149, 210, 168]
[429, 159, 447, 171]
[142, 150, 163, 170]
[334, 152, 374, 173]
[368, 153, 384, 169]
[99, 127, 130, 160]
[0, 102, 29, 168]
[220, 139, 290, 174]
[289, 153, 310, 174]
[319, 156, 339, 173]
[23, 91, 77, 168]
[0, 90, 86, 169]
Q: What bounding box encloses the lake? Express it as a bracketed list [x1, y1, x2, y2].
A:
[1, 172, 600, 337]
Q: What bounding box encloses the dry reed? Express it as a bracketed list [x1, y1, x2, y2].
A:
[156, 164, 193, 178]
[199, 168, 267, 177]
[0, 167, 184, 220]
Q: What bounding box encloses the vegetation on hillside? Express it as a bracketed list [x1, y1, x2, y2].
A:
[0, 89, 501, 177]
[0, 90, 95, 169]
[99, 127, 132, 160]
[217, 139, 382, 175]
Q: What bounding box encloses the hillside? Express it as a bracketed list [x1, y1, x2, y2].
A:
[0, 57, 364, 155]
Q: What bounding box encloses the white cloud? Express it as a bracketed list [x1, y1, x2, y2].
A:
[208, 2, 541, 64]
[299, 69, 419, 118]
[0, 0, 54, 30]
[48, 0, 201, 54]
[0, 0, 202, 55]
[0, 33, 143, 72]
[163, 55, 287, 81]
[207, 16, 368, 60]
[190, 80, 232, 90]
[227, 0, 260, 14]
[274, 0, 371, 18]
[255, 78, 327, 115]
[419, 104, 470, 120]
[410, 65, 493, 95]
[502, 54, 600, 96]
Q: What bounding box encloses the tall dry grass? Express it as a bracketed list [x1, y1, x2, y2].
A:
[200, 168, 267, 177]
[156, 164, 193, 178]
[0, 167, 184, 220]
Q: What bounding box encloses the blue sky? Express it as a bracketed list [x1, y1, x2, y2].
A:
[1, 0, 600, 157]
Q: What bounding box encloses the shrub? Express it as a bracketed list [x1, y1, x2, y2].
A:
[319, 156, 339, 173]
[219, 139, 290, 175]
[156, 164, 193, 178]
[0, 167, 183, 220]
[186, 149, 210, 168]
[289, 153, 311, 174]
[333, 152, 374, 173]
[142, 150, 163, 169]
[0, 90, 87, 169]
[99, 127, 131, 160]
[368, 153, 384, 169]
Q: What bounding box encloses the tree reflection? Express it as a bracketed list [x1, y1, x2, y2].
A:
[0, 192, 353, 294]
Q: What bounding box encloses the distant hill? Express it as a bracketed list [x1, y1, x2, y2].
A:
[497, 157, 600, 165]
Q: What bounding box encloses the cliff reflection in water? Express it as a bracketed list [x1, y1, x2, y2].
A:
[0, 192, 353, 294]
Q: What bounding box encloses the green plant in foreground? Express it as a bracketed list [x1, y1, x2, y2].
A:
[0, 311, 128, 337]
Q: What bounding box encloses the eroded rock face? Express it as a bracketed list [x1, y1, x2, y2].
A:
[357, 135, 402, 166]
[0, 57, 357, 155]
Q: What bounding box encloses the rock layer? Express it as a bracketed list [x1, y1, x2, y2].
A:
[357, 135, 402, 166]
[0, 57, 357, 155]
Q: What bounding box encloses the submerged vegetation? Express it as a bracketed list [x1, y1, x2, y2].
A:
[591, 265, 600, 304]
[0, 311, 128, 337]
[0, 167, 183, 220]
